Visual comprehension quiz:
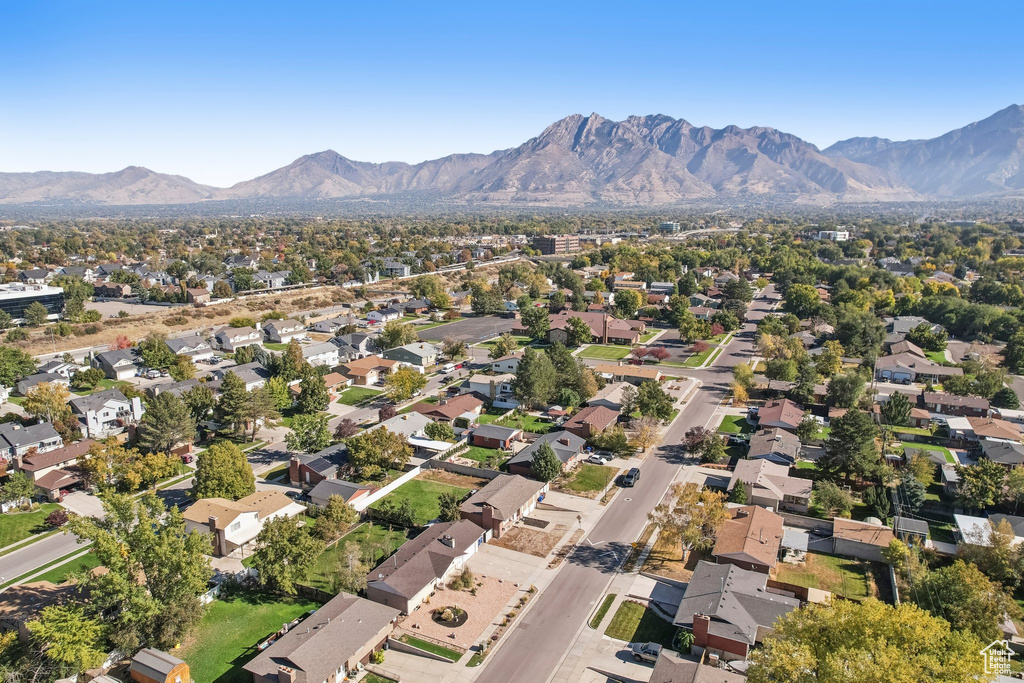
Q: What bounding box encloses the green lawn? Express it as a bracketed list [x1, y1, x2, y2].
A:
[306, 524, 410, 593]
[477, 335, 532, 349]
[590, 594, 617, 628]
[262, 463, 289, 481]
[904, 442, 956, 464]
[398, 634, 462, 661]
[497, 413, 554, 435]
[893, 426, 933, 437]
[336, 386, 382, 406]
[795, 460, 818, 471]
[562, 464, 618, 493]
[683, 346, 717, 367]
[929, 523, 956, 544]
[179, 593, 318, 683]
[709, 333, 729, 344]
[775, 552, 875, 600]
[926, 350, 947, 363]
[370, 478, 472, 525]
[637, 330, 661, 344]
[463, 445, 503, 465]
[263, 342, 289, 351]
[362, 675, 398, 683]
[0, 503, 61, 548]
[604, 601, 678, 647]
[578, 345, 632, 360]
[718, 415, 754, 434]
[32, 551, 101, 584]
[475, 407, 511, 424]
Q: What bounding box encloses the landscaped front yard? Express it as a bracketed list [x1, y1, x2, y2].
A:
[179, 592, 318, 683]
[578, 345, 632, 360]
[682, 346, 717, 368]
[559, 464, 617, 496]
[717, 415, 754, 434]
[641, 539, 707, 583]
[0, 503, 61, 548]
[604, 600, 678, 647]
[775, 552, 878, 600]
[336, 386, 382, 406]
[369, 474, 480, 526]
[306, 523, 411, 592]
[32, 551, 101, 584]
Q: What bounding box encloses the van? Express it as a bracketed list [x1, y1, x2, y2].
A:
[622, 467, 641, 487]
[442, 363, 456, 373]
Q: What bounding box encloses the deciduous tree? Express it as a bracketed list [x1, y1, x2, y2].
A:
[251, 516, 324, 594]
[636, 380, 673, 421]
[285, 412, 331, 453]
[647, 483, 727, 561]
[384, 366, 428, 402]
[23, 381, 72, 424]
[345, 427, 412, 479]
[377, 321, 417, 351]
[27, 604, 107, 677]
[192, 441, 255, 500]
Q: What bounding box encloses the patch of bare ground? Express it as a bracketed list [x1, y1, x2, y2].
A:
[490, 524, 567, 558]
[641, 536, 708, 582]
[548, 528, 584, 568]
[417, 469, 490, 490]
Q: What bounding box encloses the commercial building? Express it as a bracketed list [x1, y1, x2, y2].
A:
[658, 221, 681, 234]
[532, 235, 580, 255]
[0, 283, 64, 324]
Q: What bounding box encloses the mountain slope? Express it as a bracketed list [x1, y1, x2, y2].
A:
[823, 104, 1024, 197]
[0, 167, 217, 205]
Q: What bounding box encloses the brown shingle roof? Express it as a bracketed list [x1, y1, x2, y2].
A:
[19, 439, 95, 472]
[562, 405, 620, 433]
[460, 475, 545, 521]
[712, 506, 783, 569]
[758, 399, 804, 430]
[968, 417, 1022, 441]
[832, 518, 894, 547]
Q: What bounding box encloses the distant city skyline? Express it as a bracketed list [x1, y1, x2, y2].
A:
[1, 1, 1022, 186]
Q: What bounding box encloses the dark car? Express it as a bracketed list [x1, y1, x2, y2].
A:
[622, 467, 641, 487]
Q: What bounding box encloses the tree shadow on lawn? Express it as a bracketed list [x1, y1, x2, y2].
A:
[211, 592, 314, 683]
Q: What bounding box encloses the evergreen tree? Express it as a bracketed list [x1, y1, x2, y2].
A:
[531, 442, 562, 482]
[296, 368, 329, 413]
[137, 392, 196, 454]
[511, 348, 557, 409]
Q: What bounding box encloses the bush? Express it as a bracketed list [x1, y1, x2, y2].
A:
[45, 508, 69, 528]
[117, 310, 130, 318]
[6, 327, 28, 342]
[229, 316, 257, 328]
[370, 650, 385, 665]
[164, 315, 189, 326]
[78, 324, 101, 336]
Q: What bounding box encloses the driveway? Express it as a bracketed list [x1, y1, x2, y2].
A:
[61, 491, 105, 518]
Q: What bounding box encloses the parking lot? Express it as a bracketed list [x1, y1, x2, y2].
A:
[416, 315, 517, 344]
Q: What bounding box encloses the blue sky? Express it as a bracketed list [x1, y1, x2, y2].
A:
[1, 1, 1021, 186]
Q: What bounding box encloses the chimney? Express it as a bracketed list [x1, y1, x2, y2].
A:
[602, 315, 609, 344]
[278, 666, 297, 683]
[558, 437, 570, 446]
[692, 613, 710, 648]
[289, 456, 301, 486]
[441, 534, 456, 548]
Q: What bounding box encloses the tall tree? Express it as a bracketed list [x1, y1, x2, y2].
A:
[27, 604, 108, 678]
[648, 483, 727, 561]
[192, 441, 255, 500]
[520, 306, 550, 341]
[881, 391, 912, 428]
[531, 442, 562, 482]
[216, 371, 249, 434]
[820, 409, 880, 481]
[68, 494, 212, 651]
[312, 494, 359, 543]
[564, 316, 593, 347]
[136, 392, 196, 454]
[296, 368, 330, 413]
[636, 380, 674, 420]
[138, 332, 176, 368]
[241, 386, 279, 442]
[251, 516, 324, 594]
[488, 332, 519, 360]
[285, 412, 332, 454]
[955, 459, 1006, 511]
[916, 560, 1021, 642]
[377, 321, 417, 350]
[24, 301, 49, 326]
[181, 384, 216, 427]
[511, 348, 556, 409]
[345, 427, 412, 479]
[23, 381, 72, 424]
[826, 370, 865, 409]
[384, 366, 428, 401]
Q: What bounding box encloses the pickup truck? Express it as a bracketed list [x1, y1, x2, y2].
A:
[629, 641, 662, 663]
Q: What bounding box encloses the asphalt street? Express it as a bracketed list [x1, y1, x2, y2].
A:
[0, 531, 89, 585]
[478, 286, 779, 682]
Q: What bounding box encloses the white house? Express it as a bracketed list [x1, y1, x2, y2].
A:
[462, 373, 515, 401]
[262, 318, 307, 344]
[215, 326, 263, 352]
[301, 341, 340, 367]
[368, 308, 402, 324]
[165, 335, 215, 362]
[183, 491, 305, 556]
[489, 351, 523, 374]
[69, 389, 145, 438]
[92, 348, 141, 380]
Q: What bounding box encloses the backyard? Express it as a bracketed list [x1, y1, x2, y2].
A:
[461, 445, 506, 468]
[717, 415, 754, 434]
[336, 386, 382, 406]
[775, 552, 878, 600]
[179, 592, 319, 683]
[604, 601, 678, 647]
[306, 523, 411, 592]
[0, 503, 62, 548]
[369, 473, 482, 525]
[577, 345, 632, 360]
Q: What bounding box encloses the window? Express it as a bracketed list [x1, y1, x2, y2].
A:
[230, 521, 241, 532]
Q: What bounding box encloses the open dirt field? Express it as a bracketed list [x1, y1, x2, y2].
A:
[491, 524, 568, 558]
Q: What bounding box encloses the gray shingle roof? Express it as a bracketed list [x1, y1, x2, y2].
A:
[366, 520, 483, 599]
[70, 389, 129, 414]
[509, 431, 585, 467]
[460, 475, 544, 520]
[0, 422, 61, 450]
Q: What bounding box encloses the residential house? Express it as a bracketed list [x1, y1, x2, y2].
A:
[921, 392, 990, 417]
[381, 342, 439, 370]
[673, 561, 800, 662]
[381, 260, 411, 278]
[462, 374, 515, 401]
[470, 424, 523, 450]
[688, 293, 720, 309]
[224, 253, 259, 269]
[70, 389, 145, 437]
[183, 491, 305, 556]
[321, 372, 347, 398]
[965, 416, 1023, 442]
[289, 444, 345, 489]
[649, 651, 746, 683]
[341, 355, 398, 386]
[213, 362, 272, 391]
[165, 334, 214, 362]
[562, 405, 620, 440]
[215, 326, 263, 352]
[368, 307, 402, 324]
[727, 459, 812, 514]
[129, 648, 190, 683]
[460, 475, 547, 539]
[94, 282, 132, 298]
[832, 518, 895, 563]
[243, 592, 398, 683]
[507, 431, 586, 478]
[586, 382, 632, 411]
[875, 353, 963, 384]
[18, 268, 48, 284]
[411, 393, 484, 424]
[308, 478, 376, 508]
[56, 265, 95, 280]
[15, 373, 69, 396]
[888, 316, 943, 335]
[0, 581, 80, 642]
[982, 440, 1024, 469]
[0, 422, 62, 462]
[886, 339, 926, 357]
[366, 412, 431, 442]
[711, 505, 784, 574]
[311, 316, 353, 334]
[534, 311, 645, 345]
[365, 519, 486, 614]
[92, 348, 141, 380]
[17, 439, 94, 501]
[301, 341, 340, 368]
[331, 332, 376, 361]
[593, 364, 663, 386]
[746, 428, 801, 466]
[756, 399, 804, 432]
[688, 306, 716, 321]
[253, 269, 290, 289]
[403, 298, 432, 314]
[36, 359, 82, 379]
[186, 288, 210, 305]
[262, 319, 307, 344]
[148, 379, 201, 399]
[649, 281, 675, 295]
[490, 351, 523, 374]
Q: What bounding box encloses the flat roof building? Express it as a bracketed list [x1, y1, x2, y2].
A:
[0, 283, 64, 324]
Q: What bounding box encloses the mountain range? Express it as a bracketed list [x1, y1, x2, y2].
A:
[2, 105, 1022, 207]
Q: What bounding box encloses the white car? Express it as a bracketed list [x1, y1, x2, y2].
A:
[586, 454, 611, 465]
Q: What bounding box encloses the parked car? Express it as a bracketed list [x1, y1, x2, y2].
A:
[181, 453, 194, 464]
[621, 467, 641, 487]
[586, 454, 610, 465]
[441, 363, 456, 373]
[146, 369, 161, 379]
[629, 642, 662, 663]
